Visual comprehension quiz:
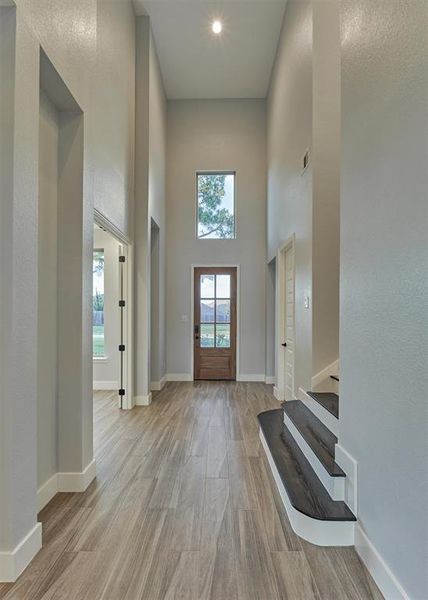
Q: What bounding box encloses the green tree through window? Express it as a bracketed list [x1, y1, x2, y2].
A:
[197, 173, 235, 239]
[93, 249, 105, 357]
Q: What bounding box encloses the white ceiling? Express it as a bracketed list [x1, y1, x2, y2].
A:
[133, 1, 287, 99]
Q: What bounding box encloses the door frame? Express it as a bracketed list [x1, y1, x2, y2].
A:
[190, 264, 240, 381]
[275, 234, 296, 401]
[94, 209, 134, 410]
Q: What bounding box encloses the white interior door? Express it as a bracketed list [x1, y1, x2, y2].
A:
[283, 246, 295, 399]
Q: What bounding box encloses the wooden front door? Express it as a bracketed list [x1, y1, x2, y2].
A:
[194, 267, 237, 380]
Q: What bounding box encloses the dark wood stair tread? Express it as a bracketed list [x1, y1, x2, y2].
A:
[307, 391, 339, 419]
[282, 400, 345, 477]
[258, 410, 356, 522]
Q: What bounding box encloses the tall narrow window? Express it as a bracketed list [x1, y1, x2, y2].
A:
[93, 249, 105, 357]
[197, 172, 235, 239]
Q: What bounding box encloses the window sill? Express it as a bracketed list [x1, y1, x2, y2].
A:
[93, 356, 109, 364]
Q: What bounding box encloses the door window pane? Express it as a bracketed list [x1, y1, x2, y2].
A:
[200, 300, 215, 323]
[216, 274, 230, 298]
[200, 324, 215, 347]
[200, 274, 215, 298]
[216, 324, 230, 348]
[216, 299, 230, 323]
[197, 173, 235, 239]
[93, 249, 105, 357]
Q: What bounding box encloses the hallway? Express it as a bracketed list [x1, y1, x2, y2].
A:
[0, 384, 381, 599]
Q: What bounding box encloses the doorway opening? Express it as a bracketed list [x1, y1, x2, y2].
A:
[37, 48, 86, 501]
[276, 237, 295, 401]
[92, 225, 121, 394]
[193, 266, 237, 380]
[92, 218, 133, 409]
[266, 258, 276, 384]
[150, 219, 162, 390]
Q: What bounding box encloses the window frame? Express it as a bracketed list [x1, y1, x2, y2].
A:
[195, 170, 236, 240]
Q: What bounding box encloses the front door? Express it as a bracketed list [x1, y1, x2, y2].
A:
[194, 267, 237, 380]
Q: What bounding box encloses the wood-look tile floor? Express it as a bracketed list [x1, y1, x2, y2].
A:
[0, 382, 383, 600]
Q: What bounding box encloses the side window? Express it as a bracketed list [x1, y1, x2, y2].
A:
[93, 249, 105, 357]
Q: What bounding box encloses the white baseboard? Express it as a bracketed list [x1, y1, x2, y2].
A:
[265, 375, 275, 385]
[335, 443, 358, 514]
[135, 392, 152, 406]
[0, 522, 42, 582]
[355, 524, 410, 600]
[57, 459, 96, 493]
[166, 373, 192, 382]
[37, 460, 97, 511]
[237, 374, 266, 382]
[150, 375, 167, 391]
[260, 429, 354, 546]
[93, 381, 118, 390]
[166, 373, 271, 384]
[37, 473, 59, 512]
[311, 359, 339, 388]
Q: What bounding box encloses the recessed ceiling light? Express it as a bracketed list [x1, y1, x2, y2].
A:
[212, 20, 222, 34]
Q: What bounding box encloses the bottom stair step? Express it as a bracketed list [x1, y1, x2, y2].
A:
[258, 410, 354, 522]
[258, 409, 355, 546]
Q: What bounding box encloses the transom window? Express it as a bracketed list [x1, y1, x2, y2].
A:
[199, 273, 231, 348]
[197, 172, 235, 239]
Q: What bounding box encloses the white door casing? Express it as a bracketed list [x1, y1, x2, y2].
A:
[284, 245, 295, 399]
[275, 235, 295, 401]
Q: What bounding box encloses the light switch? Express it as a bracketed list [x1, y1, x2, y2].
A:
[181, 315, 189, 322]
[304, 296, 310, 309]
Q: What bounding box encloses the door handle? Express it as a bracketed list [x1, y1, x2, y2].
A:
[282, 342, 287, 347]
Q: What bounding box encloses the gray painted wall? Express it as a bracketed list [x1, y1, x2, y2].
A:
[166, 99, 267, 378]
[312, 0, 340, 376]
[38, 91, 59, 489]
[339, 1, 428, 597]
[134, 17, 167, 401]
[267, 0, 341, 392]
[267, 0, 313, 391]
[0, 3, 40, 552]
[93, 0, 135, 237]
[149, 33, 167, 386]
[0, 0, 136, 555]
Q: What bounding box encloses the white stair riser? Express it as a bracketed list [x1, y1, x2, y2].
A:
[283, 413, 345, 501]
[298, 388, 339, 436]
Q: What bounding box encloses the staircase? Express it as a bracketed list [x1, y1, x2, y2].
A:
[258, 383, 356, 546]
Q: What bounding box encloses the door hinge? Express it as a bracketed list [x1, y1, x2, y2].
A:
[118, 389, 125, 396]
[119, 255, 126, 263]
[119, 300, 125, 307]
[119, 344, 125, 352]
